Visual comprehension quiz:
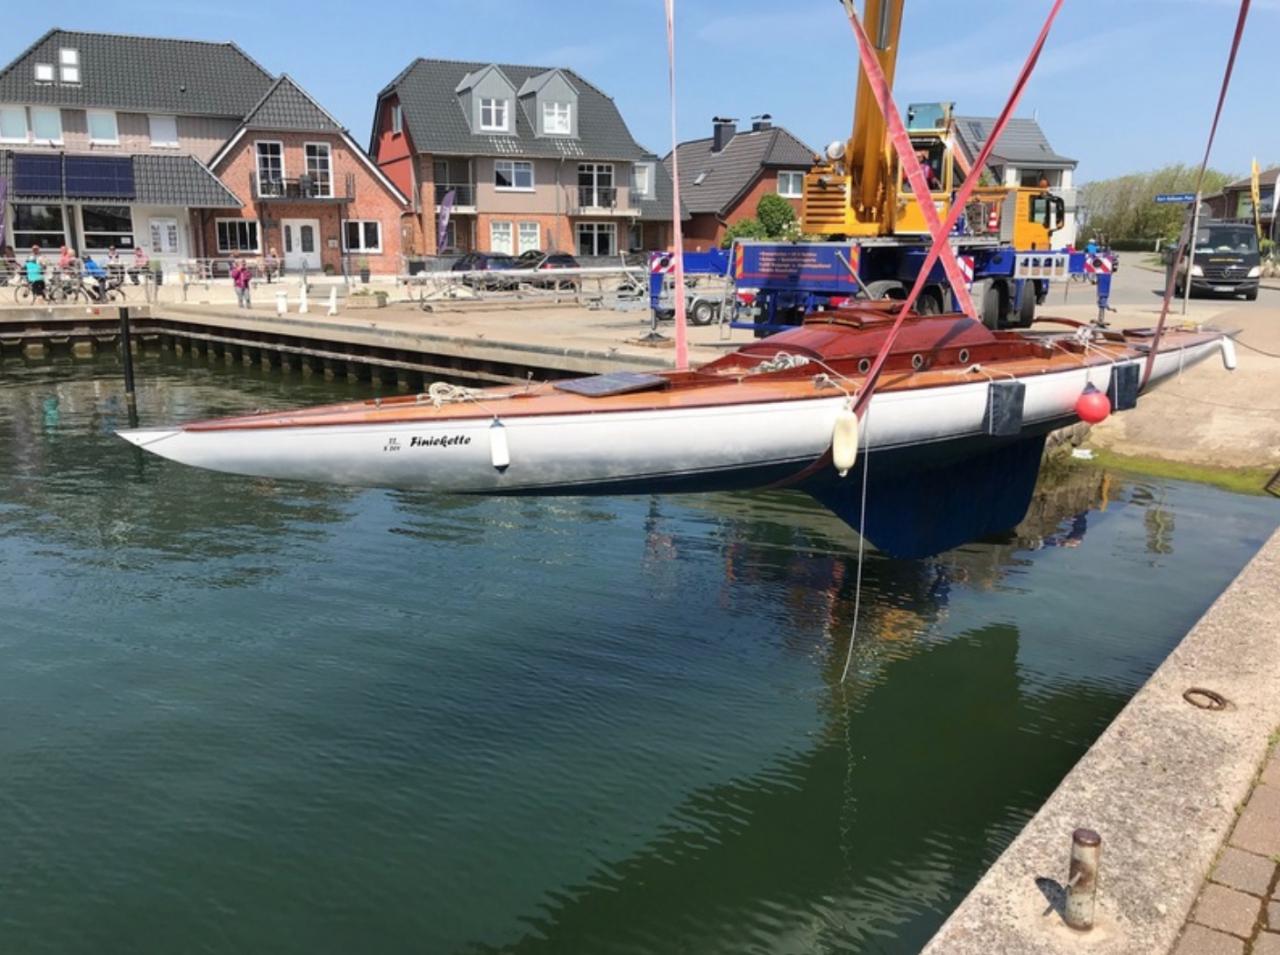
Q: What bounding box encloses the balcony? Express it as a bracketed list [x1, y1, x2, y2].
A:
[571, 186, 635, 216]
[253, 172, 353, 202]
[435, 183, 475, 209]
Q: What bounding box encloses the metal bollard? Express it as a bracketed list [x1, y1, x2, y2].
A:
[1064, 827, 1101, 930]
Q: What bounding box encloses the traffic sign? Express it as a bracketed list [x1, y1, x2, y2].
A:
[1155, 193, 1196, 203]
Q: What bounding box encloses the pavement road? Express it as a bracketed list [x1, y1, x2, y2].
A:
[1071, 256, 1280, 310]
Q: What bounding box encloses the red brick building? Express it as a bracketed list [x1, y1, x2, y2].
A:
[369, 59, 682, 259]
[206, 76, 408, 274]
[666, 117, 813, 251]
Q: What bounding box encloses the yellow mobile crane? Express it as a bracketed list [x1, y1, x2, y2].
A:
[801, 0, 1064, 249]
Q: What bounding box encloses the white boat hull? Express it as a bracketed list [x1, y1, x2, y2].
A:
[120, 339, 1226, 494]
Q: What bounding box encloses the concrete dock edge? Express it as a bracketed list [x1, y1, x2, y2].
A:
[923, 526, 1280, 954]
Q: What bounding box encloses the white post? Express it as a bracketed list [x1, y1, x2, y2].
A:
[1182, 197, 1201, 317]
[275, 290, 287, 315]
[299, 284, 309, 315]
[327, 286, 338, 316]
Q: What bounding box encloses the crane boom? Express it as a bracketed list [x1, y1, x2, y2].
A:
[845, 0, 904, 221]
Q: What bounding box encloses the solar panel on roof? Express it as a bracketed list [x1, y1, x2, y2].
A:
[13, 154, 63, 195]
[65, 156, 135, 199]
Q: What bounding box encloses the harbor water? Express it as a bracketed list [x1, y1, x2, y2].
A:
[2, 356, 1277, 954]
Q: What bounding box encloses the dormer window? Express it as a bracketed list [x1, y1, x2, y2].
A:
[479, 97, 508, 132]
[59, 49, 80, 84]
[34, 63, 54, 83]
[543, 102, 571, 135]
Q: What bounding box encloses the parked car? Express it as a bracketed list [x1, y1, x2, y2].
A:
[451, 252, 518, 290]
[513, 250, 580, 289]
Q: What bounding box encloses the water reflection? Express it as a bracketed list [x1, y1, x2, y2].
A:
[0, 362, 358, 575]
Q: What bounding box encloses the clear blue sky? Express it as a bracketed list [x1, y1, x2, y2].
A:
[3, 0, 1277, 183]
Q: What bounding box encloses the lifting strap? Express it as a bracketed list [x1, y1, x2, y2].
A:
[1142, 0, 1251, 389]
[850, 0, 1065, 420]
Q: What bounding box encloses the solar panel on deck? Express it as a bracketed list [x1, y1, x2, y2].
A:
[65, 156, 135, 199]
[13, 154, 63, 195]
[553, 372, 668, 398]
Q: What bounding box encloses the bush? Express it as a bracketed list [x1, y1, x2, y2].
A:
[720, 217, 768, 247]
[756, 193, 797, 238]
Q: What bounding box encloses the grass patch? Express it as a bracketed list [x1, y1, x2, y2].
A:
[1085, 447, 1275, 496]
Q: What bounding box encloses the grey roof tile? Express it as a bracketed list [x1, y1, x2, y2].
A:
[241, 75, 341, 132]
[0, 150, 240, 207]
[0, 28, 274, 117]
[379, 58, 646, 161]
[665, 125, 813, 215]
[954, 115, 1076, 168]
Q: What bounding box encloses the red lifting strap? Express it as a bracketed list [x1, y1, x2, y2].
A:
[851, 0, 1065, 420]
[1143, 0, 1251, 389]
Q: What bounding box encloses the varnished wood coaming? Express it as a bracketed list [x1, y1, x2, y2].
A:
[185, 307, 1221, 432]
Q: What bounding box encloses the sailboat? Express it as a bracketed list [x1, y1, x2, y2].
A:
[119, 303, 1232, 558]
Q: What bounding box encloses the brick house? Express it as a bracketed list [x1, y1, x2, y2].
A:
[0, 29, 262, 264]
[369, 58, 681, 259]
[665, 116, 813, 250]
[204, 76, 408, 275]
[1204, 167, 1277, 236]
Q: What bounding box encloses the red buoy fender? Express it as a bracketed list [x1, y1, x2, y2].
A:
[1075, 385, 1111, 424]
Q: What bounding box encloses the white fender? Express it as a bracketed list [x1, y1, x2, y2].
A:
[1220, 337, 1237, 371]
[832, 402, 859, 477]
[327, 286, 338, 316]
[275, 291, 287, 315]
[489, 418, 510, 470]
[298, 286, 309, 315]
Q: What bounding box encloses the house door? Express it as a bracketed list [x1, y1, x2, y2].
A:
[282, 218, 322, 271]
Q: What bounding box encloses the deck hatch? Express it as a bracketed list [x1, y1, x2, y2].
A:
[554, 372, 668, 398]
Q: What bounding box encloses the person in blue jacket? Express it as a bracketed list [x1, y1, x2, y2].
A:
[84, 255, 109, 301]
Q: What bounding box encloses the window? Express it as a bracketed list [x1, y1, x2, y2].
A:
[342, 220, 382, 253]
[31, 107, 62, 143]
[631, 163, 652, 198]
[490, 220, 513, 254]
[81, 205, 134, 250]
[542, 101, 571, 135]
[576, 222, 615, 257]
[305, 143, 332, 197]
[628, 222, 644, 252]
[494, 160, 533, 191]
[1020, 169, 1052, 188]
[34, 63, 54, 83]
[777, 171, 804, 198]
[149, 218, 180, 254]
[391, 103, 402, 135]
[577, 163, 614, 208]
[479, 97, 508, 132]
[86, 110, 118, 144]
[149, 114, 178, 148]
[255, 141, 284, 195]
[518, 221, 540, 254]
[59, 48, 79, 84]
[0, 106, 28, 143]
[216, 219, 260, 253]
[14, 204, 66, 248]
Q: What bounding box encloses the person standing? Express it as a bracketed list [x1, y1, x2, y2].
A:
[231, 259, 252, 309]
[25, 246, 47, 300]
[129, 246, 149, 285]
[106, 245, 123, 284]
[264, 247, 280, 283]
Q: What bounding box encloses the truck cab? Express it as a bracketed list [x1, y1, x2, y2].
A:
[890, 103, 1064, 250]
[1165, 221, 1261, 300]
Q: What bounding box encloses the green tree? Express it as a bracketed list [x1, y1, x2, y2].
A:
[756, 193, 798, 238]
[1077, 164, 1236, 245]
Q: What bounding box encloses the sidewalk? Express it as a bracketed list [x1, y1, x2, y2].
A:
[1173, 739, 1280, 954]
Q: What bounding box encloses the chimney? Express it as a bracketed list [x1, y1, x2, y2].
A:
[751, 113, 772, 132]
[711, 116, 737, 153]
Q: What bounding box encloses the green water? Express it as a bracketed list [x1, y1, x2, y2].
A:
[1, 356, 1276, 955]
